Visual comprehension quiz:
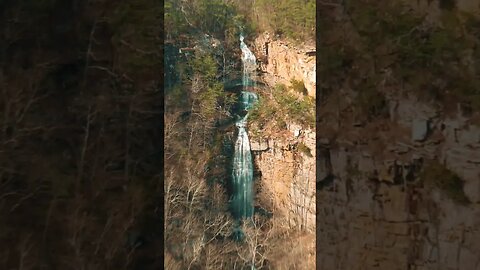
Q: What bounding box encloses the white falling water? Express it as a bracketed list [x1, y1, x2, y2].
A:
[231, 35, 258, 219]
[240, 34, 257, 88]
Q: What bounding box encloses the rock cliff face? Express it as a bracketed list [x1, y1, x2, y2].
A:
[317, 89, 480, 269]
[315, 1, 480, 268]
[252, 124, 316, 233]
[253, 32, 316, 97]
[242, 38, 316, 269]
[247, 34, 316, 235]
[246, 34, 316, 235]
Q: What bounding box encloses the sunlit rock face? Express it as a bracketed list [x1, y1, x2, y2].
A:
[245, 32, 316, 268]
[247, 32, 316, 233]
[317, 89, 480, 270]
[252, 125, 316, 233]
[253, 32, 316, 98]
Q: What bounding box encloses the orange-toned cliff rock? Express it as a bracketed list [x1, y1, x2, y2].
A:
[253, 32, 316, 98]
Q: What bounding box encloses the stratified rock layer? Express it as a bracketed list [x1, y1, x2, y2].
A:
[318, 89, 480, 270]
[254, 32, 316, 97]
[253, 125, 316, 233]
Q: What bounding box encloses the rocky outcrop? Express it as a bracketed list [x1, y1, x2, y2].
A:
[315, 1, 480, 268]
[250, 139, 270, 151]
[318, 89, 480, 269]
[252, 125, 316, 233]
[409, 0, 480, 19]
[253, 32, 316, 97]
[248, 31, 316, 267]
[248, 32, 316, 232]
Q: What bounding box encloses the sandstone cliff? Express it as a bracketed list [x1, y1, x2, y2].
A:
[252, 124, 316, 232]
[251, 124, 316, 269]
[253, 32, 316, 97]
[247, 35, 316, 268]
[318, 84, 480, 270]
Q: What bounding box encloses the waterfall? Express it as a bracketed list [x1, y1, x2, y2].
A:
[231, 35, 258, 220]
[240, 34, 257, 89]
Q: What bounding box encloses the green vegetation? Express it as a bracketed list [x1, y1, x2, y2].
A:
[168, 0, 316, 44]
[297, 142, 312, 157]
[274, 84, 315, 127]
[290, 79, 308, 95]
[248, 97, 277, 126]
[319, 1, 480, 112]
[166, 49, 236, 123]
[439, 0, 456, 10]
[249, 84, 314, 132]
[251, 0, 315, 41]
[191, 54, 232, 119]
[420, 161, 470, 205]
[355, 78, 388, 119]
[165, 0, 254, 50]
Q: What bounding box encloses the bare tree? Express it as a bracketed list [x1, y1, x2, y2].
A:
[236, 216, 273, 269]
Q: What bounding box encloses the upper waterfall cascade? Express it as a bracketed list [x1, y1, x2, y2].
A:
[231, 35, 258, 219]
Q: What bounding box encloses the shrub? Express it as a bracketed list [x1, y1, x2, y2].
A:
[248, 97, 276, 126]
[251, 0, 315, 41]
[276, 118, 287, 130]
[273, 84, 315, 127]
[290, 79, 308, 95]
[420, 161, 470, 205]
[297, 142, 312, 157]
[248, 83, 314, 135]
[354, 78, 388, 119]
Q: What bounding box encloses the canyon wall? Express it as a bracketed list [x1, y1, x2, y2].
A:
[315, 1, 480, 268]
[411, 0, 479, 16]
[253, 32, 316, 97]
[252, 124, 316, 233]
[317, 89, 480, 269]
[243, 33, 317, 268]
